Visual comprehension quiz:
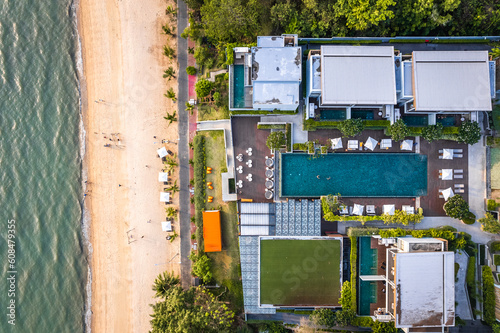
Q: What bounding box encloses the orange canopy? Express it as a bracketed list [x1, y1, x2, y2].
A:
[203, 210, 221, 252]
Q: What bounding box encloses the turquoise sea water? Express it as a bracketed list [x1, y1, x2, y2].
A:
[0, 1, 87, 332]
[280, 153, 428, 197]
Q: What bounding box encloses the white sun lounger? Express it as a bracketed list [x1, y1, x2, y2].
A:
[454, 174, 463, 179]
[454, 184, 465, 188]
[366, 205, 376, 215]
[454, 149, 463, 153]
[454, 154, 463, 158]
[454, 169, 463, 173]
[455, 189, 465, 193]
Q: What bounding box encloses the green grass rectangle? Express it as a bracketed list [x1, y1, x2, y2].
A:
[260, 239, 341, 306]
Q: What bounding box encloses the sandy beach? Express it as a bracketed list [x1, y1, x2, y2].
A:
[78, 0, 180, 331]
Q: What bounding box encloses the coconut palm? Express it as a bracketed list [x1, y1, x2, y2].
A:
[165, 87, 176, 101]
[490, 48, 500, 59]
[152, 271, 180, 298]
[166, 207, 177, 218]
[164, 111, 177, 125]
[166, 180, 179, 194]
[161, 24, 175, 36]
[163, 67, 176, 80]
[163, 45, 176, 59]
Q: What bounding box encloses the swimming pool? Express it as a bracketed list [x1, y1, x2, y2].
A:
[232, 65, 245, 108]
[403, 115, 428, 127]
[320, 109, 346, 120]
[359, 237, 377, 275]
[351, 110, 374, 120]
[437, 115, 455, 127]
[358, 280, 377, 315]
[280, 153, 427, 197]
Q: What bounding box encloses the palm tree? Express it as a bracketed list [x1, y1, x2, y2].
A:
[165, 6, 177, 17]
[161, 24, 176, 36]
[164, 111, 177, 126]
[166, 207, 177, 218]
[166, 180, 179, 194]
[163, 45, 176, 59]
[490, 48, 500, 59]
[152, 271, 180, 298]
[163, 67, 176, 80]
[165, 88, 176, 101]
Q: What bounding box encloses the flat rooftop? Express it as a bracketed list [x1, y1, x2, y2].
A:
[395, 251, 455, 328]
[260, 238, 342, 306]
[320, 45, 396, 105]
[412, 51, 492, 111]
[253, 81, 299, 108]
[252, 47, 301, 82]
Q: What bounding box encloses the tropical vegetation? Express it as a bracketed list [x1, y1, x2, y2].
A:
[479, 213, 500, 234]
[337, 118, 364, 137]
[389, 119, 410, 141]
[266, 131, 286, 150]
[457, 121, 481, 145]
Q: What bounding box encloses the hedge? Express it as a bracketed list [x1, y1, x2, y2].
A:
[491, 241, 500, 252]
[230, 109, 297, 115]
[466, 256, 476, 288]
[350, 236, 357, 312]
[306, 40, 382, 44]
[293, 143, 307, 151]
[407, 126, 459, 136]
[389, 39, 427, 43]
[303, 119, 390, 131]
[482, 266, 496, 326]
[495, 254, 500, 266]
[257, 123, 286, 130]
[487, 199, 498, 211]
[432, 39, 490, 44]
[352, 316, 374, 327]
[286, 123, 292, 152]
[193, 135, 206, 251]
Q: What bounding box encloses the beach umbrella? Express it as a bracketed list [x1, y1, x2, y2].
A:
[441, 169, 453, 180]
[352, 204, 364, 216]
[441, 187, 454, 201]
[365, 137, 378, 151]
[400, 139, 413, 151]
[383, 204, 395, 215]
[160, 192, 170, 202]
[443, 148, 453, 160]
[161, 221, 172, 232]
[158, 172, 169, 182]
[331, 138, 343, 150]
[157, 147, 168, 158]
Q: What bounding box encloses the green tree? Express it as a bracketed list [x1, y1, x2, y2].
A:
[189, 252, 213, 283]
[389, 119, 410, 142]
[422, 123, 444, 142]
[166, 207, 177, 218]
[165, 87, 177, 101]
[382, 209, 424, 225]
[152, 271, 180, 298]
[338, 281, 352, 310]
[491, 48, 500, 60]
[193, 46, 213, 68]
[335, 308, 356, 326]
[458, 121, 481, 145]
[166, 180, 180, 195]
[164, 111, 177, 125]
[213, 92, 221, 102]
[186, 66, 197, 75]
[372, 321, 397, 333]
[163, 45, 176, 59]
[444, 194, 470, 220]
[322, 194, 345, 215]
[337, 118, 364, 137]
[334, 0, 395, 30]
[310, 308, 336, 328]
[270, 1, 297, 32]
[163, 67, 176, 80]
[266, 131, 286, 150]
[195, 79, 214, 98]
[479, 213, 500, 234]
[483, 266, 496, 326]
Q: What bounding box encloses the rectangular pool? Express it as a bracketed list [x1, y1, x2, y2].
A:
[403, 115, 428, 127]
[351, 110, 374, 120]
[359, 237, 377, 275]
[232, 65, 245, 108]
[280, 153, 427, 197]
[358, 280, 377, 316]
[320, 109, 346, 120]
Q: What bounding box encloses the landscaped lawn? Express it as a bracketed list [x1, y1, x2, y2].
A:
[198, 130, 243, 312]
[260, 239, 342, 306]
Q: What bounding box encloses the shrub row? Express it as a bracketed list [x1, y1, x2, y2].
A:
[293, 143, 307, 151]
[466, 256, 476, 289]
[487, 199, 499, 211]
[257, 123, 286, 130]
[303, 119, 390, 131]
[482, 266, 496, 326]
[406, 126, 459, 136]
[350, 236, 357, 312]
[305, 40, 382, 44]
[285, 123, 292, 152]
[491, 241, 500, 252]
[230, 109, 297, 115]
[193, 135, 206, 251]
[323, 209, 423, 225]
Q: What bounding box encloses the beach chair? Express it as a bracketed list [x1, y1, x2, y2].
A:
[456, 189, 465, 193]
[454, 184, 465, 188]
[454, 149, 463, 153]
[454, 174, 463, 179]
[439, 156, 443, 159]
[454, 169, 463, 174]
[340, 206, 348, 216]
[402, 205, 415, 214]
[454, 154, 463, 158]
[438, 175, 442, 179]
[366, 205, 376, 215]
[439, 149, 443, 153]
[348, 206, 353, 215]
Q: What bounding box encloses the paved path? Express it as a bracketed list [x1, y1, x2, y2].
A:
[260, 107, 308, 143]
[455, 251, 473, 320]
[176, 0, 191, 288]
[247, 313, 371, 331]
[207, 69, 228, 82]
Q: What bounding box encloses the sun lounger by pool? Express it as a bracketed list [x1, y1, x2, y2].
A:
[454, 169, 463, 173]
[454, 174, 463, 179]
[366, 205, 376, 215]
[455, 189, 465, 193]
[348, 140, 359, 150]
[454, 154, 463, 158]
[454, 184, 465, 188]
[340, 206, 348, 216]
[380, 139, 392, 149]
[454, 149, 463, 153]
[439, 149, 443, 154]
[402, 205, 414, 214]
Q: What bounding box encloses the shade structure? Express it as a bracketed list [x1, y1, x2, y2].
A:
[352, 204, 364, 216]
[441, 187, 454, 201]
[158, 172, 169, 182]
[161, 221, 172, 232]
[443, 148, 453, 160]
[365, 137, 378, 151]
[157, 147, 168, 158]
[331, 138, 343, 150]
[383, 204, 395, 215]
[160, 192, 170, 202]
[203, 210, 221, 252]
[441, 169, 453, 180]
[380, 139, 392, 149]
[400, 139, 413, 151]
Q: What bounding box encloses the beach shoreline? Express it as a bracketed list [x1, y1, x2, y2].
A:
[78, 0, 181, 331]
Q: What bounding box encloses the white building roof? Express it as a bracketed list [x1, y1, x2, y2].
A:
[257, 36, 285, 48]
[252, 47, 301, 82]
[253, 82, 299, 109]
[412, 51, 492, 111]
[395, 252, 455, 328]
[240, 225, 271, 236]
[240, 203, 273, 214]
[320, 45, 396, 105]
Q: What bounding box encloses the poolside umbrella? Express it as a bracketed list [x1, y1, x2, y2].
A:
[331, 138, 343, 150]
[441, 187, 454, 201]
[160, 192, 170, 202]
[158, 172, 169, 182]
[352, 204, 364, 216]
[441, 169, 453, 181]
[157, 147, 168, 158]
[383, 204, 395, 215]
[161, 221, 172, 232]
[365, 137, 378, 151]
[443, 148, 453, 160]
[400, 139, 413, 151]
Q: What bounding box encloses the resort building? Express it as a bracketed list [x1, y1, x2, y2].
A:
[360, 237, 455, 332]
[229, 35, 301, 111]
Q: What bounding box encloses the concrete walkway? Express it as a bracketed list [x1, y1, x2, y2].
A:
[455, 251, 473, 320]
[207, 69, 228, 82]
[260, 107, 308, 144]
[417, 216, 499, 244]
[176, 0, 191, 288]
[196, 120, 237, 201]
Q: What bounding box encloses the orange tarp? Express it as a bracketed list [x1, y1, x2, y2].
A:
[203, 210, 221, 252]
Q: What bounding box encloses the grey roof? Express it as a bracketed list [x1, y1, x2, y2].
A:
[239, 203, 276, 236]
[403, 61, 413, 97]
[253, 82, 300, 109]
[395, 252, 455, 328]
[311, 56, 321, 91]
[412, 51, 492, 111]
[252, 47, 301, 82]
[241, 202, 274, 214]
[320, 45, 396, 105]
[239, 236, 276, 314]
[257, 36, 285, 48]
[275, 199, 321, 236]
